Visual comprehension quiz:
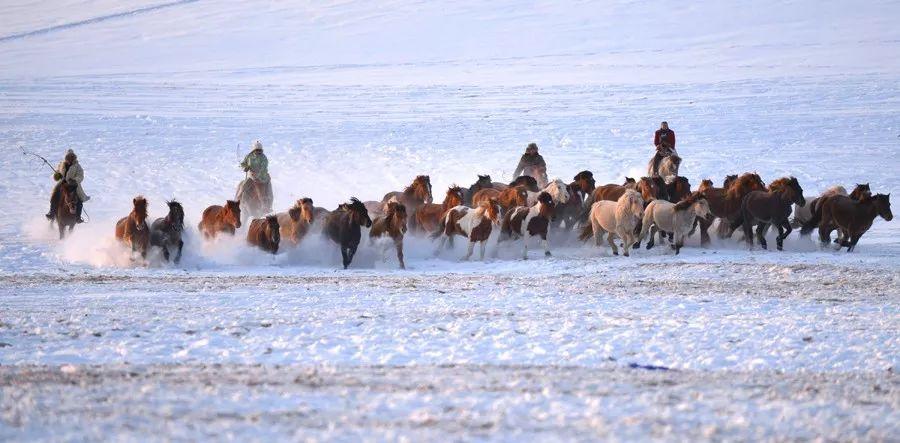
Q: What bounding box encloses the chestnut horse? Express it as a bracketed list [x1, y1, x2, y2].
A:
[150, 200, 185, 264]
[696, 173, 767, 245]
[115, 196, 150, 259]
[369, 201, 409, 269]
[324, 198, 373, 269]
[491, 176, 539, 192]
[247, 214, 280, 254]
[53, 180, 80, 239]
[198, 200, 242, 239]
[500, 192, 556, 259]
[472, 186, 527, 212]
[636, 176, 669, 202]
[464, 175, 494, 205]
[433, 199, 502, 261]
[277, 198, 315, 247]
[731, 177, 805, 250]
[804, 193, 892, 251]
[666, 176, 691, 203]
[381, 175, 432, 219]
[416, 186, 465, 234]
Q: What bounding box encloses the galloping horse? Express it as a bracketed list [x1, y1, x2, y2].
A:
[696, 173, 767, 245]
[636, 176, 669, 202]
[640, 191, 710, 254]
[277, 198, 315, 247]
[247, 215, 280, 254]
[52, 179, 80, 239]
[804, 193, 892, 252]
[370, 201, 409, 269]
[731, 177, 805, 250]
[236, 179, 272, 224]
[415, 186, 465, 234]
[580, 189, 644, 257]
[433, 199, 502, 261]
[115, 196, 150, 260]
[198, 200, 242, 239]
[554, 171, 596, 230]
[324, 198, 372, 269]
[581, 177, 637, 221]
[500, 192, 556, 259]
[150, 200, 185, 263]
[491, 176, 539, 192]
[666, 176, 692, 203]
[472, 186, 527, 212]
[526, 179, 570, 206]
[381, 175, 432, 230]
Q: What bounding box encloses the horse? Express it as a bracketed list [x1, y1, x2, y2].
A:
[665, 176, 691, 203]
[656, 154, 681, 178]
[247, 214, 280, 254]
[472, 186, 527, 212]
[731, 177, 805, 250]
[792, 186, 848, 228]
[526, 179, 570, 206]
[636, 176, 669, 202]
[464, 175, 494, 205]
[415, 186, 465, 234]
[150, 200, 185, 264]
[581, 178, 637, 221]
[554, 172, 595, 230]
[198, 200, 242, 239]
[115, 196, 150, 260]
[235, 179, 272, 224]
[850, 183, 872, 200]
[499, 192, 556, 259]
[369, 201, 409, 269]
[53, 179, 80, 239]
[324, 198, 372, 269]
[492, 175, 539, 192]
[640, 192, 710, 254]
[696, 173, 767, 245]
[571, 171, 596, 194]
[579, 189, 644, 257]
[433, 198, 502, 261]
[277, 198, 315, 247]
[803, 193, 892, 252]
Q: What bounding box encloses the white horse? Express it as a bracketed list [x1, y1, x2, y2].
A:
[527, 179, 570, 206]
[639, 192, 710, 254]
[579, 189, 644, 256]
[499, 191, 556, 259]
[433, 199, 502, 261]
[792, 185, 847, 228]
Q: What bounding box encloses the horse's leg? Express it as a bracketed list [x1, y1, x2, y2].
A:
[607, 231, 619, 256]
[58, 221, 65, 240]
[479, 240, 487, 261]
[522, 233, 529, 260]
[162, 245, 170, 262]
[592, 219, 602, 247]
[741, 216, 754, 248]
[756, 223, 768, 250]
[674, 232, 684, 255]
[847, 233, 862, 252]
[698, 216, 712, 246]
[175, 240, 183, 264]
[619, 230, 631, 257]
[464, 240, 475, 261]
[632, 219, 642, 249]
[541, 231, 551, 257]
[395, 238, 405, 269]
[348, 243, 358, 267]
[777, 220, 792, 251]
[341, 246, 350, 269]
[818, 223, 833, 248]
[436, 236, 447, 256]
[646, 225, 656, 250]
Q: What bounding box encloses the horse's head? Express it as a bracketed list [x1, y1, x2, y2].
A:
[723, 174, 738, 189]
[873, 194, 893, 221]
[511, 175, 539, 192]
[851, 183, 872, 200]
[621, 189, 644, 218]
[348, 197, 372, 228]
[485, 198, 502, 224]
[265, 214, 280, 245]
[691, 192, 711, 218]
[132, 196, 149, 230]
[412, 175, 433, 204]
[386, 201, 408, 234]
[548, 179, 570, 204]
[60, 180, 79, 215]
[166, 200, 185, 231]
[729, 173, 766, 199]
[446, 186, 465, 208]
[475, 174, 492, 188]
[537, 192, 556, 220]
[638, 177, 666, 202]
[623, 177, 637, 188]
[226, 200, 242, 229]
[573, 171, 595, 192]
[770, 177, 805, 206]
[512, 186, 529, 206]
[698, 179, 714, 193]
[299, 198, 315, 224]
[288, 206, 302, 223]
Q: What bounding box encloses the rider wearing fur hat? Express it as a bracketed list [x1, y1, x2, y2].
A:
[513, 142, 549, 188]
[236, 140, 274, 214]
[45, 149, 89, 223]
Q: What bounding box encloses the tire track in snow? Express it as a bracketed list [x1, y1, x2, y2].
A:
[0, 0, 200, 44]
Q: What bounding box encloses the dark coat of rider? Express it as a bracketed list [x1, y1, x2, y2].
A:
[513, 143, 548, 186]
[654, 126, 676, 149]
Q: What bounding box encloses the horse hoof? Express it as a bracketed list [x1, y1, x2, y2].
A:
[544, 251, 551, 257]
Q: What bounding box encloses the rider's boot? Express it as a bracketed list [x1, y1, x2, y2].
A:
[76, 200, 84, 224]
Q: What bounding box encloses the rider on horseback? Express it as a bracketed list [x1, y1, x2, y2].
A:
[45, 149, 89, 223]
[650, 121, 677, 176]
[236, 140, 274, 215]
[513, 142, 549, 188]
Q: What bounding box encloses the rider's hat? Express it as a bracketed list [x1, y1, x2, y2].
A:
[252, 140, 263, 151]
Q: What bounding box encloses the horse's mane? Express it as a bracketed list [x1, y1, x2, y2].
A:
[404, 176, 429, 194]
[616, 190, 643, 218]
[674, 191, 704, 211]
[768, 177, 792, 193]
[726, 173, 762, 200]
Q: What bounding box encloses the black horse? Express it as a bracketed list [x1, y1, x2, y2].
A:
[150, 200, 185, 263]
[324, 198, 372, 269]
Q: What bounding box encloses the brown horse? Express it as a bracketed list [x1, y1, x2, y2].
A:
[464, 175, 494, 205]
[370, 201, 409, 269]
[849, 183, 872, 200]
[53, 180, 80, 239]
[247, 215, 280, 254]
[732, 177, 805, 250]
[636, 176, 669, 202]
[797, 183, 871, 243]
[115, 196, 150, 259]
[666, 176, 691, 203]
[433, 198, 502, 261]
[805, 193, 892, 251]
[324, 198, 372, 269]
[198, 200, 242, 239]
[415, 186, 465, 234]
[491, 176, 539, 192]
[472, 186, 527, 212]
[382, 175, 432, 207]
[696, 173, 767, 245]
[277, 198, 315, 247]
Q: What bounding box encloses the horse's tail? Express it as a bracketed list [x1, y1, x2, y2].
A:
[800, 198, 822, 236]
[688, 216, 699, 237]
[578, 222, 594, 242]
[579, 194, 595, 222]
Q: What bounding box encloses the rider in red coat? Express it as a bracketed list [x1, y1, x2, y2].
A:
[650, 121, 677, 176]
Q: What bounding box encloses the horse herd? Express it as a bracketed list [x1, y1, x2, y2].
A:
[93, 170, 892, 269]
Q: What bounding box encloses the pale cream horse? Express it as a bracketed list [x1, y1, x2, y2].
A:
[526, 179, 570, 206]
[579, 189, 644, 256]
[639, 191, 710, 254]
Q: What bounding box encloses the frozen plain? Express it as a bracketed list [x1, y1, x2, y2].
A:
[1, 0, 899, 440]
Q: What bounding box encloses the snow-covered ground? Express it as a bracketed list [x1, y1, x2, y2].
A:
[1, 0, 899, 440]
